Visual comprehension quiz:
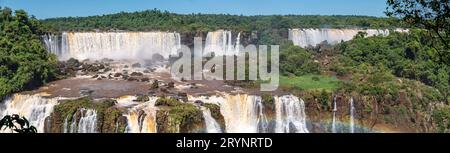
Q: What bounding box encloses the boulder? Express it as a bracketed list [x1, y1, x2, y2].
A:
[79, 89, 94, 96]
[167, 82, 175, 88]
[127, 77, 138, 81]
[131, 63, 141, 68]
[122, 75, 129, 80]
[113, 73, 122, 77]
[130, 72, 144, 77]
[133, 94, 150, 102]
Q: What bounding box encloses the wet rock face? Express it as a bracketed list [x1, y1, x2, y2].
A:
[57, 58, 82, 78]
[155, 98, 205, 133]
[57, 58, 115, 78]
[116, 116, 128, 133]
[47, 98, 126, 133]
[261, 93, 276, 120]
[131, 63, 141, 68]
[113, 73, 122, 77]
[156, 109, 205, 133]
[47, 111, 63, 133]
[203, 103, 226, 132]
[130, 72, 143, 77]
[133, 94, 150, 102]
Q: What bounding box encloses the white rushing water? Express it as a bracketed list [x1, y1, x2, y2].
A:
[332, 96, 337, 133]
[194, 94, 308, 133]
[204, 30, 241, 56]
[0, 93, 311, 133]
[274, 95, 309, 133]
[0, 94, 59, 133]
[201, 107, 222, 133]
[124, 97, 158, 133]
[63, 108, 98, 133]
[42, 32, 181, 60]
[219, 94, 264, 133]
[349, 97, 355, 133]
[77, 108, 98, 133]
[289, 28, 390, 48]
[195, 94, 265, 133]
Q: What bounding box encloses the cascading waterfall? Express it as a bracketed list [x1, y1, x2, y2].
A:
[42, 34, 65, 57]
[332, 96, 337, 133]
[289, 28, 390, 48]
[274, 95, 309, 133]
[201, 94, 265, 133]
[64, 108, 98, 133]
[194, 94, 309, 133]
[349, 97, 355, 133]
[42, 32, 181, 60]
[201, 107, 222, 133]
[63, 116, 69, 133]
[124, 97, 158, 133]
[77, 109, 98, 133]
[204, 30, 241, 56]
[0, 94, 58, 133]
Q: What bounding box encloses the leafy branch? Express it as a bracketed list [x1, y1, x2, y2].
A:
[0, 114, 38, 133]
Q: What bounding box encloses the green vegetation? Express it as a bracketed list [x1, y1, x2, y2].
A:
[133, 94, 150, 102]
[155, 97, 204, 133]
[42, 9, 402, 33]
[52, 97, 125, 133]
[261, 93, 275, 105]
[155, 97, 182, 107]
[433, 107, 450, 133]
[41, 9, 405, 45]
[280, 42, 321, 76]
[280, 75, 341, 91]
[337, 30, 449, 102]
[386, 0, 449, 65]
[0, 7, 58, 100]
[203, 103, 226, 131]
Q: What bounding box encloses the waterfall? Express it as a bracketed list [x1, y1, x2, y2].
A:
[77, 108, 98, 133]
[69, 111, 78, 133]
[289, 28, 390, 48]
[394, 28, 410, 33]
[201, 107, 222, 133]
[0, 94, 58, 133]
[349, 97, 355, 133]
[274, 95, 309, 133]
[63, 108, 98, 133]
[365, 29, 390, 37]
[204, 30, 241, 56]
[201, 94, 264, 133]
[42, 34, 64, 57]
[42, 32, 181, 60]
[63, 116, 69, 133]
[114, 119, 120, 133]
[192, 94, 308, 133]
[124, 97, 158, 133]
[332, 96, 337, 133]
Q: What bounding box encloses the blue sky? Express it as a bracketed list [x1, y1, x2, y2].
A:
[1, 0, 388, 19]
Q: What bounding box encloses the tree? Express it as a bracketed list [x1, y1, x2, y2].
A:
[386, 0, 450, 65]
[0, 114, 38, 133]
[0, 7, 57, 100]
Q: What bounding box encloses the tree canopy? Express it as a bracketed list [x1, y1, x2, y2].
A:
[42, 9, 404, 33]
[386, 0, 450, 65]
[0, 7, 57, 100]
